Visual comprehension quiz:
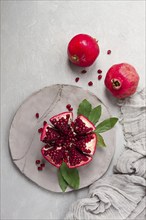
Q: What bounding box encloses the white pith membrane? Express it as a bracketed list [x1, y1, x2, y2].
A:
[40, 112, 97, 168]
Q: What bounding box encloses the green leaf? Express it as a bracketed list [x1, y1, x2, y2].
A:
[88, 105, 101, 124]
[77, 99, 92, 118]
[95, 117, 118, 133]
[60, 163, 80, 190]
[95, 133, 106, 147]
[58, 169, 68, 192]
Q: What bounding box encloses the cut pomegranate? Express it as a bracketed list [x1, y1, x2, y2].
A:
[66, 148, 92, 169]
[74, 115, 95, 135]
[41, 146, 64, 168]
[40, 112, 97, 168]
[75, 133, 97, 156]
[40, 123, 60, 143]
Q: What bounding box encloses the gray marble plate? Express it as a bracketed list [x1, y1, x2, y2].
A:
[9, 84, 115, 192]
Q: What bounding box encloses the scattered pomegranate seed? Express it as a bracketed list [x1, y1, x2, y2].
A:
[66, 104, 71, 109]
[38, 166, 43, 171]
[75, 77, 80, 82]
[38, 128, 43, 133]
[107, 50, 111, 55]
[88, 81, 93, 86]
[43, 121, 47, 126]
[41, 163, 45, 167]
[36, 160, 41, 164]
[81, 70, 87, 74]
[69, 108, 73, 112]
[98, 75, 102, 80]
[97, 69, 102, 74]
[35, 113, 39, 119]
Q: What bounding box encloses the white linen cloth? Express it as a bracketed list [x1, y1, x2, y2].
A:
[65, 88, 146, 220]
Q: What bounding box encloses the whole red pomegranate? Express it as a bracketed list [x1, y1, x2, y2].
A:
[67, 34, 100, 67]
[104, 63, 139, 98]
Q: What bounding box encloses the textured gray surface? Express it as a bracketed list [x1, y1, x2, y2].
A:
[9, 84, 115, 192]
[1, 1, 145, 219]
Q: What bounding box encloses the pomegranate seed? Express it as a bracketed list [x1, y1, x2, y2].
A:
[81, 70, 87, 74]
[38, 128, 43, 133]
[36, 160, 41, 164]
[97, 69, 102, 74]
[43, 121, 47, 126]
[35, 113, 39, 119]
[107, 50, 111, 55]
[88, 81, 93, 86]
[38, 166, 43, 171]
[69, 108, 73, 112]
[41, 163, 45, 167]
[98, 75, 102, 80]
[66, 104, 71, 109]
[75, 77, 80, 82]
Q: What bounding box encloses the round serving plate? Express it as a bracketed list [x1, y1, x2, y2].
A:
[9, 84, 115, 192]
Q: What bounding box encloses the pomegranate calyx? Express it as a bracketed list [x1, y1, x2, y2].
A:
[111, 79, 121, 90]
[71, 55, 79, 62]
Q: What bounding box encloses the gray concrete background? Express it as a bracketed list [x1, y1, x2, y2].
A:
[1, 1, 145, 219]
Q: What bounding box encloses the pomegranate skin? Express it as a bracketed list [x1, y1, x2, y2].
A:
[67, 34, 100, 67]
[104, 63, 139, 99]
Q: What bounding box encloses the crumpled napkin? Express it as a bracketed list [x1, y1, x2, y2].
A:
[65, 88, 146, 220]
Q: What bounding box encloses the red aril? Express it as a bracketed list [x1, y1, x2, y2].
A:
[41, 146, 65, 168]
[75, 133, 97, 156]
[98, 75, 102, 80]
[50, 112, 73, 135]
[67, 34, 100, 67]
[73, 115, 95, 135]
[75, 77, 80, 82]
[40, 123, 60, 143]
[35, 113, 39, 118]
[65, 148, 92, 169]
[35, 160, 41, 164]
[38, 166, 43, 171]
[88, 81, 93, 86]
